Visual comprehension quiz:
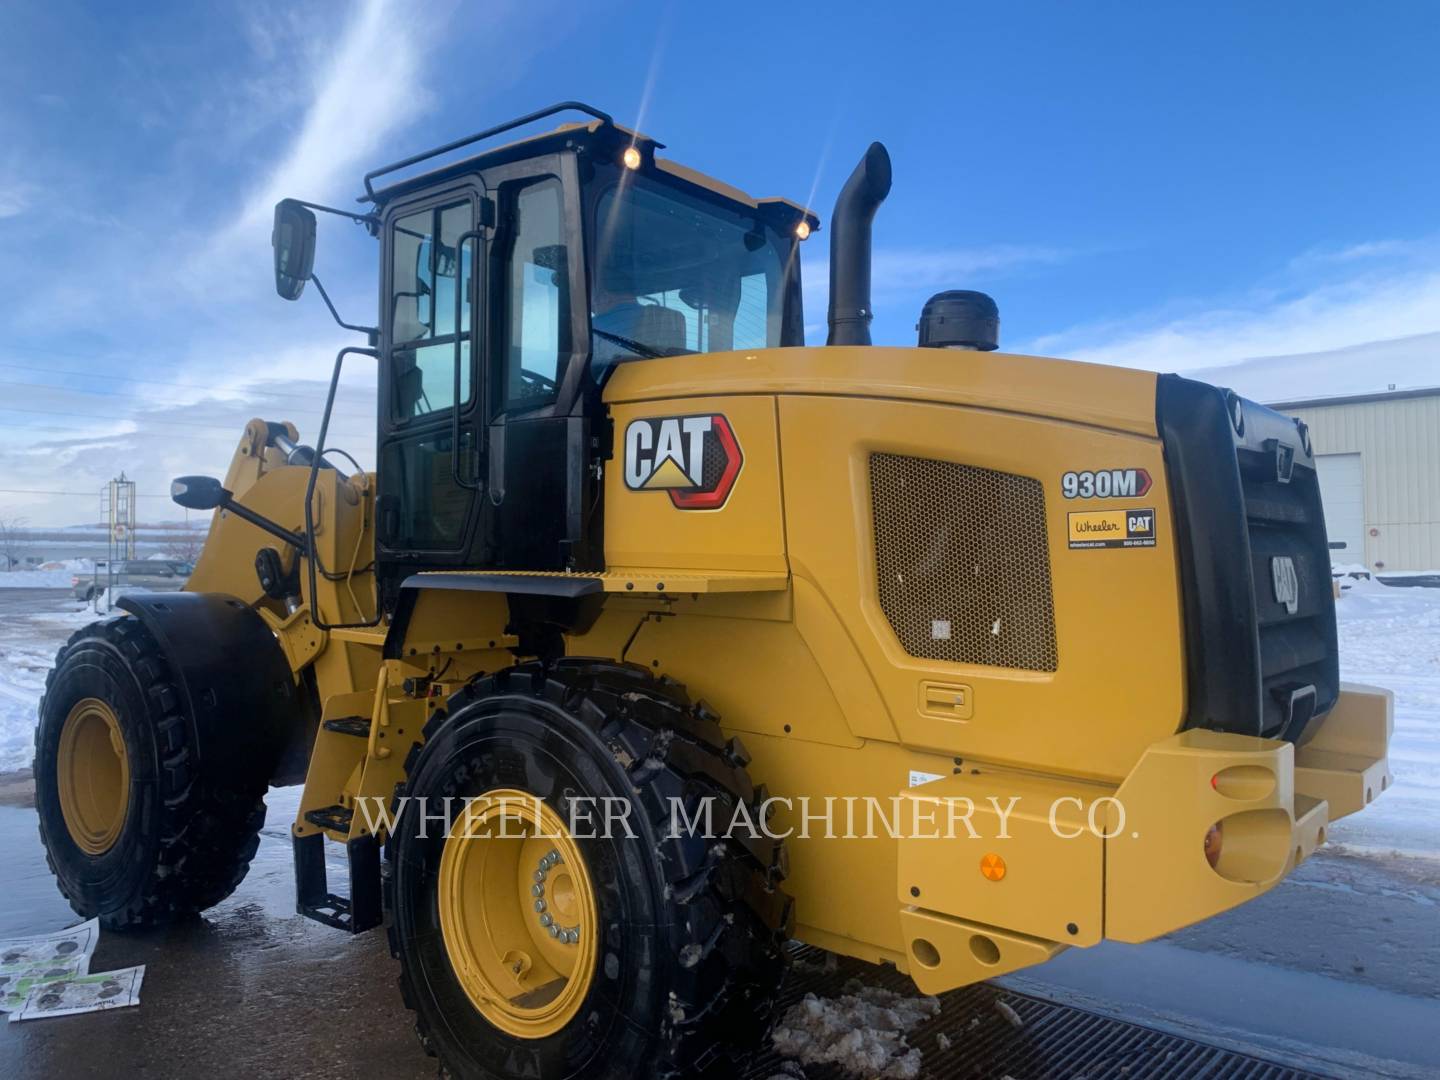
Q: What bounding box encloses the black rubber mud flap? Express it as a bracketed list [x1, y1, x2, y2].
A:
[117, 592, 300, 786]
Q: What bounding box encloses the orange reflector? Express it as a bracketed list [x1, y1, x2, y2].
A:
[980, 853, 1007, 881]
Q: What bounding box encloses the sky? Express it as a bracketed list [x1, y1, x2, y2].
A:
[1, 0, 1438, 526]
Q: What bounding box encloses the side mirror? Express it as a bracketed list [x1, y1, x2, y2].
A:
[272, 199, 317, 301]
[170, 475, 229, 511]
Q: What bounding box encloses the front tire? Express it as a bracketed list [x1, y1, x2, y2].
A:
[34, 617, 267, 928]
[387, 660, 791, 1080]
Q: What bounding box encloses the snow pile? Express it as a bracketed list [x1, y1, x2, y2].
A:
[1327, 578, 1440, 860]
[771, 984, 940, 1079]
[38, 559, 93, 573]
[0, 607, 95, 773]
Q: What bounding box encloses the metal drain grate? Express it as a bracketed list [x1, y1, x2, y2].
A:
[742, 947, 1332, 1080]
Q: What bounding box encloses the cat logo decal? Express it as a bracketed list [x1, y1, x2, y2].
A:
[623, 414, 743, 510]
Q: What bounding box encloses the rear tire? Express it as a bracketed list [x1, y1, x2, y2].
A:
[386, 659, 792, 1080]
[34, 617, 268, 928]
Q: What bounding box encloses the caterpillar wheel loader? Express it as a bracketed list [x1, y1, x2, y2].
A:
[36, 102, 1392, 1079]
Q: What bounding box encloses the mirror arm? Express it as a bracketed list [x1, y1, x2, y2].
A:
[291, 198, 379, 232]
[310, 274, 378, 336]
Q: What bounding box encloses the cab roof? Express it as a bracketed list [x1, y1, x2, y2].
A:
[363, 105, 819, 230]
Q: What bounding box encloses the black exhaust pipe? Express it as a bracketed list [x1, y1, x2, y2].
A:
[826, 142, 892, 347]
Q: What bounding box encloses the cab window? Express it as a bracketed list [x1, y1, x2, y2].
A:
[589, 173, 787, 374]
[390, 200, 473, 420]
[498, 178, 569, 411]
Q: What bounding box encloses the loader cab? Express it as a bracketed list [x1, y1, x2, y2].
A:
[363, 112, 814, 606]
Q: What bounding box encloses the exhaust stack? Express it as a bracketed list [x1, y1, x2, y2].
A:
[826, 142, 892, 347]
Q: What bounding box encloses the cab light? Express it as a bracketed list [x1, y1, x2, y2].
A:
[795, 220, 811, 241]
[622, 146, 642, 171]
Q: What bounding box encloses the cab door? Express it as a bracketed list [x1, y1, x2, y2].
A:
[375, 182, 492, 573]
[483, 155, 602, 571]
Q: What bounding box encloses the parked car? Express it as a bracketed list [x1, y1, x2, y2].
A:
[72, 560, 193, 600]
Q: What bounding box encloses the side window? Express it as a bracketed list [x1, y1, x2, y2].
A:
[390, 200, 474, 420]
[500, 179, 568, 410]
[378, 430, 476, 550]
[733, 272, 770, 350]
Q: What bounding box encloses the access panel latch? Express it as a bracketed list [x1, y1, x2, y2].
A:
[1272, 682, 1318, 742]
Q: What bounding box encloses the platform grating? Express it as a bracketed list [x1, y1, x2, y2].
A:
[740, 947, 1332, 1080]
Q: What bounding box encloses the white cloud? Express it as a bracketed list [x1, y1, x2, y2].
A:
[227, 0, 434, 239]
[0, 183, 31, 219]
[803, 244, 1070, 340]
[874, 246, 1071, 290]
[1184, 332, 1440, 404]
[1026, 251, 1440, 395]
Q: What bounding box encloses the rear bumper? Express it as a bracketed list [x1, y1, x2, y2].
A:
[894, 684, 1392, 994]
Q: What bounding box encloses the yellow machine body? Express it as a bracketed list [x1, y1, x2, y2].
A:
[185, 343, 1393, 995]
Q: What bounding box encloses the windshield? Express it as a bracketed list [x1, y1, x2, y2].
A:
[589, 171, 794, 373]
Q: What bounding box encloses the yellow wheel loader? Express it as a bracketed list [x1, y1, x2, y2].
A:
[35, 102, 1392, 1078]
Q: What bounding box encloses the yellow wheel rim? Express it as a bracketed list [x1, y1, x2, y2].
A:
[438, 788, 599, 1039]
[57, 697, 130, 856]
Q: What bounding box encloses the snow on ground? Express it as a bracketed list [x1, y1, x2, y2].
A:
[1326, 578, 1440, 859]
[0, 570, 77, 589]
[770, 983, 940, 1079]
[0, 606, 94, 772]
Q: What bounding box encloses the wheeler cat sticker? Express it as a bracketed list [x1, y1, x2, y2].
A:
[623, 414, 743, 510]
[1061, 468, 1152, 499]
[1067, 508, 1157, 549]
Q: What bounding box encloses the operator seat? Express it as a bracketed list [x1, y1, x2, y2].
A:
[592, 302, 688, 368]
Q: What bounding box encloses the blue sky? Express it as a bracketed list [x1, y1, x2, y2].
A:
[2, 0, 1438, 525]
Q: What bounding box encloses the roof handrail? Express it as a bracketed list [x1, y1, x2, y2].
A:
[359, 101, 614, 203]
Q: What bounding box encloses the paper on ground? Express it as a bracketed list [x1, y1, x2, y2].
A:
[0, 918, 99, 1011]
[8, 965, 145, 1021]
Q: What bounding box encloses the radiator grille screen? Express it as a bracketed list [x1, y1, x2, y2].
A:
[870, 452, 1058, 672]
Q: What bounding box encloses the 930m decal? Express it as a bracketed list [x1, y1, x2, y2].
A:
[623, 414, 743, 510]
[1061, 468, 1152, 499]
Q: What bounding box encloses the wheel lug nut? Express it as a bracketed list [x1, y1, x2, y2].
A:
[533, 870, 545, 883]
[531, 884, 543, 897]
[549, 924, 561, 938]
[534, 899, 546, 913]
[540, 914, 552, 928]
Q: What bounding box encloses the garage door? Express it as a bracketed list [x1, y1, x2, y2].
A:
[1315, 453, 1365, 565]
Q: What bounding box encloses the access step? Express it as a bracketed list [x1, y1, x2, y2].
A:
[304, 804, 354, 834]
[322, 715, 372, 738]
[292, 831, 381, 934]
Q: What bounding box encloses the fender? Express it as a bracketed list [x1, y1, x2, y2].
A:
[383, 572, 606, 662]
[116, 592, 305, 787]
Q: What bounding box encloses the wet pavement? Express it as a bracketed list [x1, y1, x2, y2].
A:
[0, 789, 435, 1080]
[0, 783, 1437, 1078]
[0, 589, 84, 616]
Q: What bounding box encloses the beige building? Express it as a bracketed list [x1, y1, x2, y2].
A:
[1268, 387, 1440, 572]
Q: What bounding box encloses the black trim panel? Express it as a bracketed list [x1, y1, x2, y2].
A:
[383, 573, 606, 661]
[1157, 375, 1339, 740]
[1157, 376, 1263, 735]
[398, 573, 604, 598]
